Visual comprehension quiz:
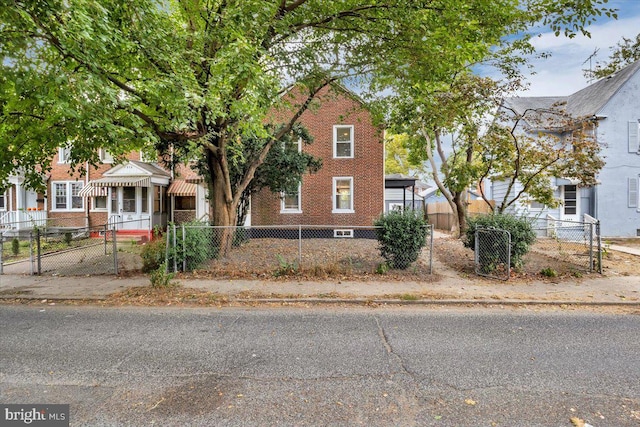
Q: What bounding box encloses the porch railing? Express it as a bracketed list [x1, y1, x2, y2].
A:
[0, 210, 48, 230]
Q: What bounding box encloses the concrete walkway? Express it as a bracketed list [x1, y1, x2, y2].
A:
[1, 271, 639, 306]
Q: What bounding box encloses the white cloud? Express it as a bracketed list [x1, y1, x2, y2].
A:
[518, 10, 640, 97]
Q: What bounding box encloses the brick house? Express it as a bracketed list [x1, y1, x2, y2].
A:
[1, 85, 384, 235]
[250, 85, 385, 229]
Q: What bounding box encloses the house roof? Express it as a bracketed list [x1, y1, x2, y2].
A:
[504, 60, 640, 119]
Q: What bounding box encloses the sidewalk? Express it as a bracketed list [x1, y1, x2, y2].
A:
[1, 270, 639, 306]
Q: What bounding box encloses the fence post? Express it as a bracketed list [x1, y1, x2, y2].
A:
[165, 225, 170, 273]
[104, 224, 108, 255]
[588, 222, 594, 273]
[112, 228, 118, 275]
[0, 232, 3, 275]
[429, 224, 434, 275]
[298, 225, 302, 267]
[182, 224, 186, 272]
[597, 221, 603, 274]
[36, 228, 42, 275]
[29, 231, 34, 275]
[173, 224, 177, 273]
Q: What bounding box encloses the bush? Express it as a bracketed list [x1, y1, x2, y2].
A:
[63, 232, 73, 246]
[374, 210, 428, 269]
[12, 238, 20, 256]
[464, 214, 536, 269]
[174, 221, 218, 271]
[141, 238, 167, 273]
[149, 262, 176, 288]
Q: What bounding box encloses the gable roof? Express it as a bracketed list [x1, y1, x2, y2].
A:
[504, 60, 640, 119]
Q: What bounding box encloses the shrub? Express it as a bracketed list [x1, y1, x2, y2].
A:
[464, 214, 536, 269]
[149, 262, 176, 288]
[374, 210, 428, 269]
[64, 232, 73, 246]
[12, 238, 20, 256]
[141, 238, 167, 273]
[175, 222, 218, 271]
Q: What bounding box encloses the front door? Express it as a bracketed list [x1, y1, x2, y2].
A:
[561, 185, 580, 223]
[110, 186, 150, 230]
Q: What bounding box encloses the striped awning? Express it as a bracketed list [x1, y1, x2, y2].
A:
[91, 177, 151, 187]
[78, 185, 108, 197]
[167, 179, 196, 197]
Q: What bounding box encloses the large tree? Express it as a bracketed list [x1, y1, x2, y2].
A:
[1, 0, 616, 249]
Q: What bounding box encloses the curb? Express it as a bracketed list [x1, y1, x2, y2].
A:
[1, 295, 639, 307]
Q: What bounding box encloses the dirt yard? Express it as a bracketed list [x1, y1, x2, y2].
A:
[176, 234, 639, 283]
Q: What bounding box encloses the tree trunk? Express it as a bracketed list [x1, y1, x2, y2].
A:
[453, 193, 468, 236]
[207, 152, 238, 257]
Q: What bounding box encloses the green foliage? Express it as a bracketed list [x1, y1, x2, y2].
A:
[63, 232, 73, 246]
[374, 210, 428, 269]
[464, 214, 536, 268]
[274, 254, 298, 277]
[173, 222, 218, 271]
[375, 262, 389, 275]
[540, 267, 558, 278]
[11, 238, 20, 256]
[584, 33, 640, 80]
[149, 262, 176, 288]
[140, 238, 167, 274]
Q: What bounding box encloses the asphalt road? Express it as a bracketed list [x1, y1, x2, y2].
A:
[1, 305, 638, 426]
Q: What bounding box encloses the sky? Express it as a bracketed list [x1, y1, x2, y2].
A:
[514, 0, 640, 97]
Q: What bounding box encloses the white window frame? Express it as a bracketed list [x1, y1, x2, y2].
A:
[334, 229, 353, 238]
[140, 150, 155, 162]
[0, 191, 6, 211]
[51, 181, 84, 211]
[629, 120, 640, 153]
[99, 148, 114, 163]
[333, 125, 354, 159]
[91, 196, 108, 211]
[58, 146, 71, 164]
[332, 177, 354, 213]
[280, 184, 302, 213]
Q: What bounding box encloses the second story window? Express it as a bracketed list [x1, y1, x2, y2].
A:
[99, 149, 114, 163]
[58, 146, 71, 164]
[333, 125, 354, 158]
[281, 184, 302, 213]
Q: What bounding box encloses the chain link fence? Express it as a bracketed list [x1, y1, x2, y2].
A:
[530, 218, 601, 273]
[1, 219, 147, 276]
[474, 228, 511, 280]
[165, 224, 434, 277]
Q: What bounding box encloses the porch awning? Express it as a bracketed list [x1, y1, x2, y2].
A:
[78, 185, 108, 197]
[91, 177, 151, 187]
[167, 179, 196, 197]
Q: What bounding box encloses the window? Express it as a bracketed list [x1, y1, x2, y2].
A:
[175, 196, 195, 210]
[334, 229, 353, 238]
[333, 125, 354, 158]
[563, 185, 577, 215]
[58, 146, 71, 164]
[99, 149, 114, 163]
[52, 181, 84, 211]
[333, 177, 354, 212]
[284, 138, 302, 153]
[140, 150, 156, 163]
[154, 186, 164, 213]
[93, 196, 107, 210]
[281, 184, 301, 213]
[0, 191, 5, 211]
[122, 187, 136, 213]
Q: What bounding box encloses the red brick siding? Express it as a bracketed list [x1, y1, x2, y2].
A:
[251, 86, 384, 226]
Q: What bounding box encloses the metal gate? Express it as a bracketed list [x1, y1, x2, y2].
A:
[474, 228, 511, 280]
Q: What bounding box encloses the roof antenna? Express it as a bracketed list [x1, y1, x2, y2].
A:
[583, 48, 600, 84]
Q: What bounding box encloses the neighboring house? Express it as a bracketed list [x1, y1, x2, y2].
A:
[494, 60, 640, 237]
[250, 85, 385, 230]
[1, 149, 171, 238]
[384, 174, 425, 212]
